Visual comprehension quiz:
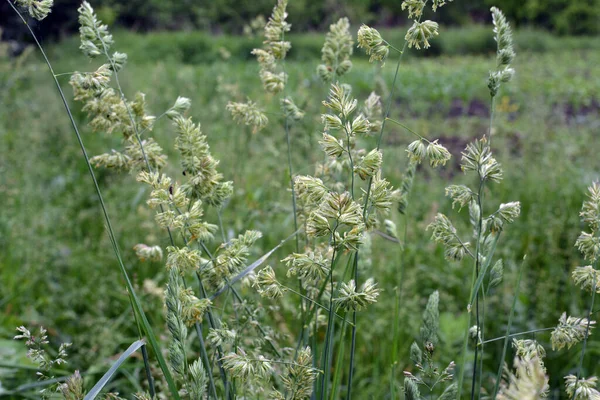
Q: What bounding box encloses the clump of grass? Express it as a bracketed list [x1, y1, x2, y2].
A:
[13, 326, 75, 398]
[8, 0, 600, 398]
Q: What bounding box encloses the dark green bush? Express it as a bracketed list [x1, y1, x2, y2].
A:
[483, 0, 600, 35]
[1, 0, 599, 42]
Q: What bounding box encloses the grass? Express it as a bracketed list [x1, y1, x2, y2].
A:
[1, 15, 600, 398]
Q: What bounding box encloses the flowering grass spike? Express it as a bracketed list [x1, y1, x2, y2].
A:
[15, 0, 53, 20]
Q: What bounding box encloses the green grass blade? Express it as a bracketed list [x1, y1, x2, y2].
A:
[10, 376, 69, 395]
[84, 339, 146, 400]
[330, 315, 348, 400]
[574, 274, 597, 387]
[133, 296, 181, 398]
[0, 362, 71, 376]
[390, 286, 400, 400]
[469, 235, 500, 306]
[209, 228, 300, 300]
[457, 264, 477, 398]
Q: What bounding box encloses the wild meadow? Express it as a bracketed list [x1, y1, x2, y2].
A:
[1, 0, 600, 398]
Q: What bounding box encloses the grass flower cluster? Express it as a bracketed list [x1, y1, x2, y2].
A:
[317, 18, 354, 82]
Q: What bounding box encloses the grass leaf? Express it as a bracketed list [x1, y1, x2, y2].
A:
[84, 339, 146, 400]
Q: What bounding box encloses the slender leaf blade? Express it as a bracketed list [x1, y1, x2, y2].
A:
[84, 339, 146, 400]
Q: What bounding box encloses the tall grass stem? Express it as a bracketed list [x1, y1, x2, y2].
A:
[491, 255, 527, 398]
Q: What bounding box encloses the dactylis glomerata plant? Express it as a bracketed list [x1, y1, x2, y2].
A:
[254, 66, 392, 400]
[249, 1, 459, 399]
[226, 0, 307, 264]
[496, 339, 549, 399]
[13, 326, 79, 399]
[402, 291, 457, 400]
[66, 1, 323, 398]
[246, 0, 459, 398]
[550, 182, 600, 399]
[421, 6, 520, 399]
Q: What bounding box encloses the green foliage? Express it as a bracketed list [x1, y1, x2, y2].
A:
[484, 0, 600, 35]
[2, 0, 599, 40]
[42, 25, 600, 72]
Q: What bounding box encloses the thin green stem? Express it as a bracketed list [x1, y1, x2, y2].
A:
[492, 255, 527, 399]
[457, 258, 477, 399]
[361, 42, 409, 223]
[453, 231, 476, 260]
[385, 118, 432, 144]
[197, 277, 232, 399]
[140, 344, 156, 398]
[53, 71, 79, 77]
[346, 254, 359, 400]
[217, 208, 227, 243]
[470, 177, 485, 400]
[477, 287, 486, 400]
[391, 210, 411, 399]
[312, 309, 320, 399]
[465, 85, 498, 399]
[285, 114, 300, 252]
[284, 286, 353, 326]
[280, 33, 306, 361]
[331, 313, 348, 400]
[472, 93, 496, 398]
[280, 31, 300, 254]
[344, 125, 355, 199]
[480, 327, 553, 345]
[320, 225, 339, 400]
[285, 117, 300, 247]
[376, 45, 408, 152]
[0, 362, 71, 376]
[324, 257, 353, 399]
[575, 274, 597, 386]
[390, 285, 400, 400]
[383, 40, 404, 55]
[487, 96, 496, 145]
[138, 110, 169, 137]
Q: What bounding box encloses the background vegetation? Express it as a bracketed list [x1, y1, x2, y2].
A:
[1, 0, 599, 39]
[1, 1, 599, 398]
